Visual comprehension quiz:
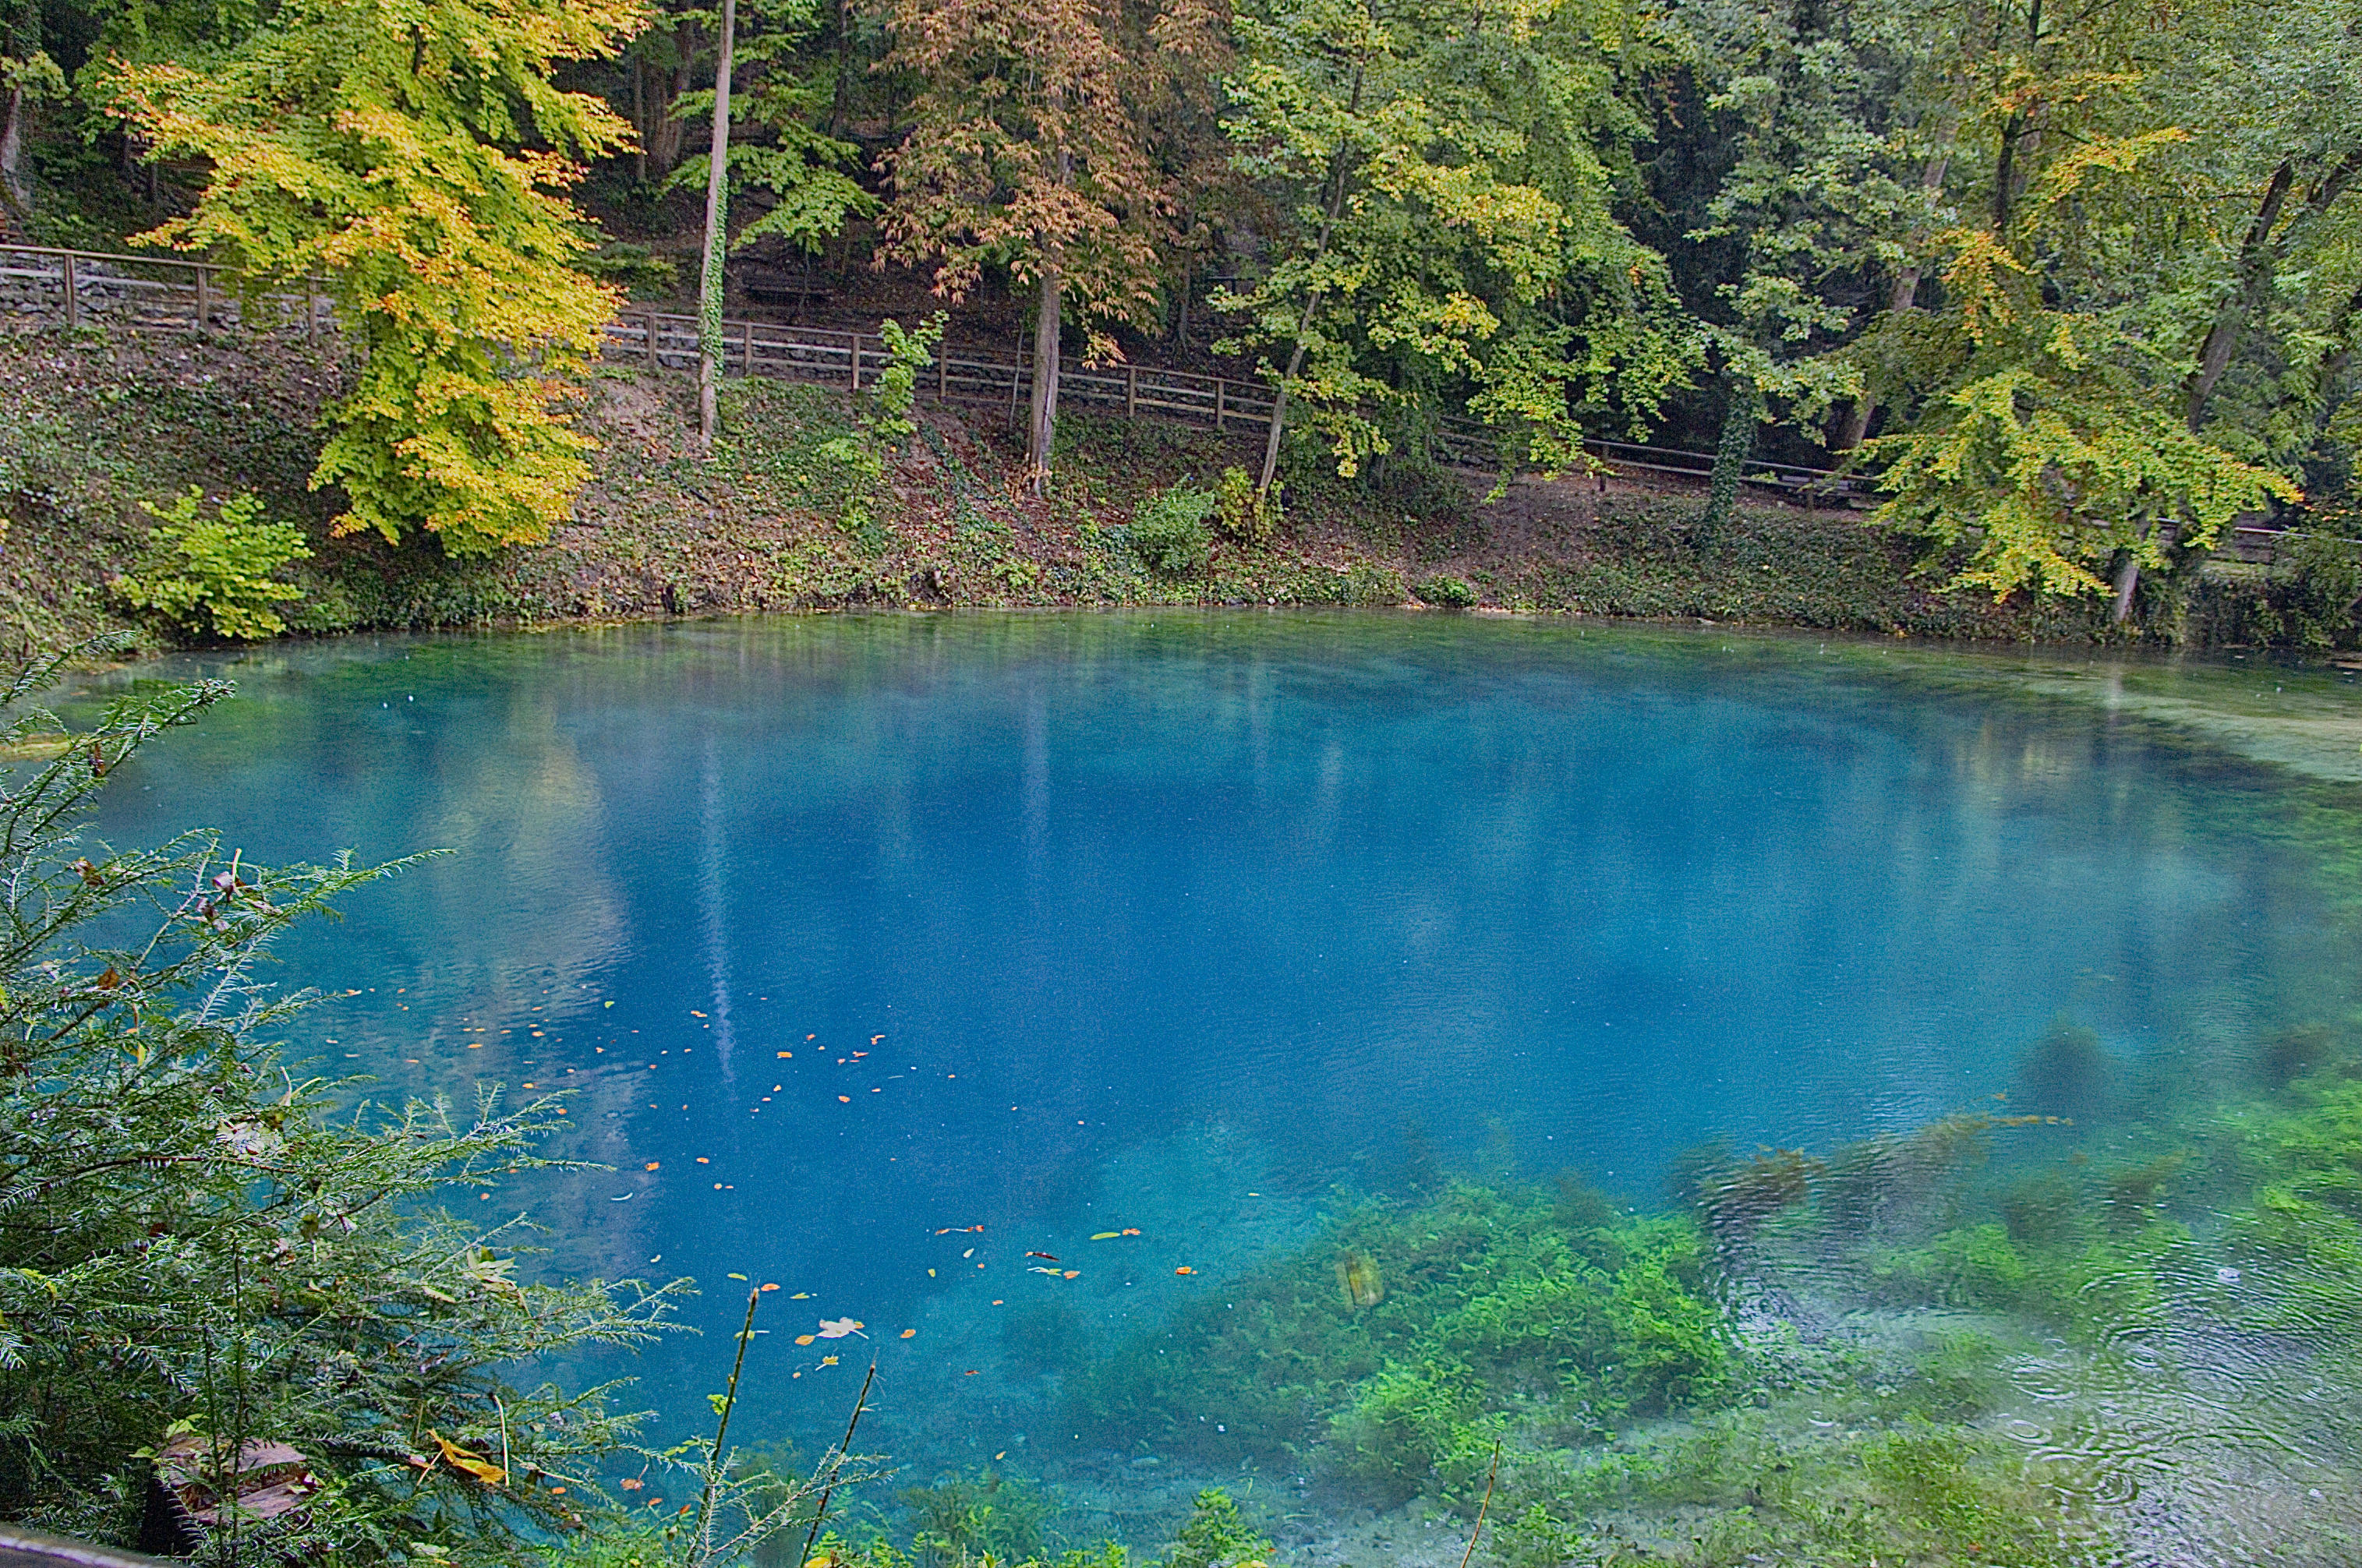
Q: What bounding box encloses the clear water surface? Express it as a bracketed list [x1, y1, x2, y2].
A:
[76, 614, 2362, 1563]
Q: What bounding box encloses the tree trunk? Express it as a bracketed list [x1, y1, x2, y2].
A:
[2109, 541, 2143, 623]
[696, 0, 737, 451]
[1256, 65, 1363, 501]
[1027, 264, 1063, 495]
[632, 53, 647, 184]
[1702, 375, 1762, 535]
[1835, 154, 1948, 451]
[2184, 160, 2294, 433]
[829, 0, 854, 136]
[0, 84, 29, 230]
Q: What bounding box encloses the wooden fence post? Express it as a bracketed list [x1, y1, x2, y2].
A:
[1214, 378, 1225, 432]
[306, 284, 318, 345]
[849, 330, 861, 391]
[1009, 348, 1022, 427]
[61, 252, 77, 330]
[742, 319, 755, 376]
[1126, 365, 1137, 419]
[645, 309, 659, 369]
[193, 263, 209, 334]
[939, 344, 949, 402]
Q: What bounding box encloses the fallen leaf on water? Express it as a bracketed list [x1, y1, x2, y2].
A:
[1025, 1252, 1059, 1262]
[1063, 1271, 1079, 1279]
[1090, 1232, 1120, 1241]
[837, 1095, 851, 1104]
[1175, 1266, 1196, 1276]
[1027, 1266, 1060, 1277]
[727, 1273, 748, 1281]
[964, 1370, 979, 1376]
[817, 1317, 865, 1339]
[792, 1292, 812, 1299]
[1121, 1228, 1141, 1237]
[691, 1011, 707, 1019]
[795, 1335, 816, 1346]
[871, 1035, 884, 1044]
[820, 1355, 840, 1367]
[900, 1329, 917, 1338]
[761, 1283, 780, 1292]
[645, 1162, 660, 1171]
[962, 1248, 974, 1259]
[619, 1478, 643, 1492]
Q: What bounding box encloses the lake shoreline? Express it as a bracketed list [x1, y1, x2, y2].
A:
[2, 332, 2324, 657]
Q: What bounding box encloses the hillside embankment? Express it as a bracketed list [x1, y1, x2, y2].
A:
[0, 331, 2317, 655]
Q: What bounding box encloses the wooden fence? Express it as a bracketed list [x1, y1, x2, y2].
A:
[0, 243, 330, 338]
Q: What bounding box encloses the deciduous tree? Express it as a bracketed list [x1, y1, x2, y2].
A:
[876, 0, 1175, 494]
[101, 0, 644, 556]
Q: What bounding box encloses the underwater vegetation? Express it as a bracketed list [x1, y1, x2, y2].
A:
[562, 1014, 2362, 1568]
[1059, 1181, 1736, 1497]
[1034, 1014, 2362, 1566]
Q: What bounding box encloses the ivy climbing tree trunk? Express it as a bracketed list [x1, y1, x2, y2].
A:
[697, 0, 737, 451]
[1703, 376, 1763, 536]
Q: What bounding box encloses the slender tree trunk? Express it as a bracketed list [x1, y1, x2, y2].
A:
[1255, 67, 1363, 501]
[0, 84, 29, 231]
[632, 53, 647, 184]
[2184, 161, 2295, 434]
[2109, 536, 2145, 624]
[1702, 375, 1763, 536]
[829, 0, 854, 136]
[1835, 154, 1949, 451]
[1028, 263, 1063, 495]
[696, 0, 737, 452]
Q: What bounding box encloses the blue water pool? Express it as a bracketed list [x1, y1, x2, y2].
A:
[80, 614, 2362, 1564]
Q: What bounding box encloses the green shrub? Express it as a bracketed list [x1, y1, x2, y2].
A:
[1214, 466, 1281, 543]
[1340, 563, 1407, 606]
[1130, 482, 1218, 575]
[1413, 574, 1479, 608]
[112, 486, 312, 640]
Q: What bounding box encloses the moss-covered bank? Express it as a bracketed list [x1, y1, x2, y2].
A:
[0, 332, 2351, 655]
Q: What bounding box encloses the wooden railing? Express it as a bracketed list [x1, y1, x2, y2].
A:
[1, 241, 1871, 508]
[0, 242, 330, 338]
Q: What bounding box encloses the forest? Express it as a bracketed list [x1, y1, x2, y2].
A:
[3, 0, 2358, 620]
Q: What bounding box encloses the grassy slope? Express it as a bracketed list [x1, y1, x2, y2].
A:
[0, 331, 2267, 652]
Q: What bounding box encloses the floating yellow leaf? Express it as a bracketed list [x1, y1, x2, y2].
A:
[429, 1431, 506, 1487]
[1090, 1232, 1120, 1241]
[794, 1335, 815, 1346]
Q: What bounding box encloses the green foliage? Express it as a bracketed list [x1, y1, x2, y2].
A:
[865, 316, 947, 451]
[1060, 1181, 1735, 1502]
[896, 1469, 1056, 1566]
[1128, 482, 1218, 577]
[1161, 1489, 1271, 1568]
[0, 648, 684, 1561]
[2257, 521, 2362, 651]
[1412, 574, 1477, 609]
[111, 486, 311, 641]
[1213, 467, 1279, 544]
[1867, 365, 2300, 600]
[101, 0, 644, 556]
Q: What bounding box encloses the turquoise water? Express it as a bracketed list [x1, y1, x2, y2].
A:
[82, 615, 2362, 1562]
